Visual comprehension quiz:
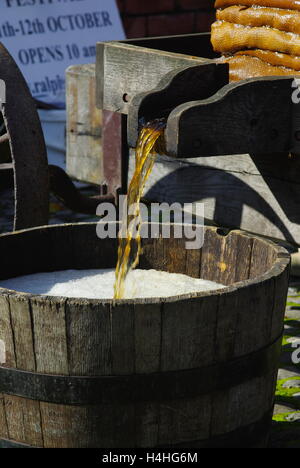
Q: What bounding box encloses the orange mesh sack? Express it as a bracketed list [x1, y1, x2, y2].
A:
[215, 1, 300, 10]
[211, 1, 300, 81]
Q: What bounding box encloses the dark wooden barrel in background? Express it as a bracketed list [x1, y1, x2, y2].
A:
[0, 223, 290, 448]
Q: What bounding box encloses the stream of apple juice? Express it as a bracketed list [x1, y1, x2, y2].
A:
[113, 119, 166, 299]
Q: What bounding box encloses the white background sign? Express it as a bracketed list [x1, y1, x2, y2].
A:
[0, 0, 125, 106]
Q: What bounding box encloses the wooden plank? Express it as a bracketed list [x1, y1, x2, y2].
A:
[129, 150, 300, 246]
[0, 395, 8, 439]
[205, 234, 251, 370]
[134, 302, 161, 374]
[9, 295, 35, 371]
[65, 300, 112, 376]
[4, 295, 43, 447]
[2, 394, 43, 448]
[161, 294, 219, 371]
[134, 401, 159, 448]
[200, 227, 225, 283]
[128, 63, 229, 147]
[0, 296, 10, 439]
[158, 395, 212, 446]
[211, 231, 239, 285]
[132, 304, 161, 448]
[102, 110, 124, 197]
[249, 237, 276, 279]
[27, 243, 113, 447]
[39, 404, 90, 448]
[139, 236, 167, 272]
[66, 64, 103, 185]
[21, 398, 43, 447]
[163, 235, 187, 275]
[30, 297, 69, 375]
[166, 77, 293, 157]
[233, 279, 274, 357]
[234, 231, 254, 282]
[3, 395, 26, 442]
[210, 374, 271, 437]
[111, 303, 135, 375]
[96, 41, 210, 114]
[214, 288, 239, 363]
[39, 404, 117, 448]
[70, 223, 118, 270]
[211, 230, 241, 285]
[185, 247, 202, 278]
[0, 294, 16, 368]
[209, 239, 284, 440]
[111, 403, 135, 448]
[270, 257, 290, 341]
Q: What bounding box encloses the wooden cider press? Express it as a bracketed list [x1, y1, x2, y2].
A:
[96, 34, 300, 250]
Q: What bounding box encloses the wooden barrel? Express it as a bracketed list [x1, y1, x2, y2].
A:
[0, 223, 290, 448]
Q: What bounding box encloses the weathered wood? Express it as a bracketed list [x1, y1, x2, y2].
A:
[2, 293, 43, 447]
[161, 294, 219, 371]
[65, 300, 112, 376]
[77, 34, 216, 193]
[0, 294, 14, 441]
[200, 228, 227, 283]
[111, 303, 135, 375]
[0, 394, 8, 439]
[9, 295, 35, 372]
[271, 258, 291, 341]
[66, 64, 103, 185]
[129, 150, 300, 246]
[249, 237, 276, 278]
[165, 76, 293, 157]
[102, 110, 126, 197]
[0, 295, 16, 368]
[0, 223, 290, 447]
[134, 303, 161, 374]
[0, 43, 49, 230]
[96, 38, 211, 115]
[128, 63, 229, 148]
[163, 235, 187, 275]
[185, 247, 202, 278]
[31, 297, 69, 375]
[99, 38, 295, 157]
[95, 34, 300, 248]
[158, 395, 212, 446]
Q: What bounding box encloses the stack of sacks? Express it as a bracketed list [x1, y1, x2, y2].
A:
[211, 0, 300, 81]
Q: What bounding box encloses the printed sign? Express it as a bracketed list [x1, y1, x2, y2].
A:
[0, 0, 125, 106]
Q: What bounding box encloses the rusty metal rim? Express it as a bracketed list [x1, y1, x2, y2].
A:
[0, 333, 282, 405]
